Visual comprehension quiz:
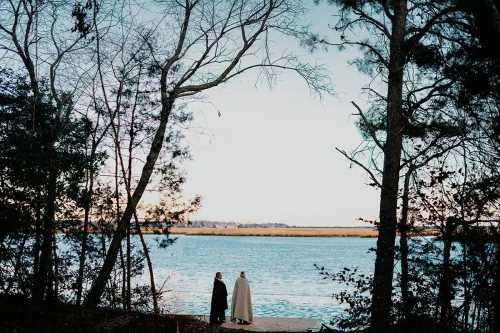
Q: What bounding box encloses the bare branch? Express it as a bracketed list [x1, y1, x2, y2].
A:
[335, 147, 381, 188]
[351, 101, 385, 151]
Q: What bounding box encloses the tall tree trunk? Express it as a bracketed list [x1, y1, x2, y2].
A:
[52, 239, 59, 300]
[114, 144, 129, 310]
[32, 167, 57, 302]
[33, 198, 42, 277]
[494, 240, 500, 333]
[439, 220, 454, 331]
[470, 0, 500, 55]
[126, 83, 138, 312]
[126, 211, 131, 311]
[370, 1, 408, 331]
[119, 243, 127, 309]
[461, 240, 470, 331]
[76, 164, 95, 305]
[98, 233, 107, 301]
[400, 169, 411, 318]
[85, 96, 174, 307]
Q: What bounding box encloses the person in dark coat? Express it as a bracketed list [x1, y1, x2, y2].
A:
[210, 272, 228, 324]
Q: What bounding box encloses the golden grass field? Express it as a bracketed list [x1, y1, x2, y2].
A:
[165, 227, 379, 237]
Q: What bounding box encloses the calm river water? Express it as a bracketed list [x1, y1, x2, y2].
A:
[142, 235, 376, 320]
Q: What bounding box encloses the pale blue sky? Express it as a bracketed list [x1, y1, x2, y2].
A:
[179, 4, 381, 227]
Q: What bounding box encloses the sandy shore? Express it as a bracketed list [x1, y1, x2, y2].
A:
[164, 227, 379, 237]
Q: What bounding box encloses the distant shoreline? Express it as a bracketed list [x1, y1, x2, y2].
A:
[139, 226, 438, 238]
[58, 223, 437, 238]
[162, 227, 379, 237]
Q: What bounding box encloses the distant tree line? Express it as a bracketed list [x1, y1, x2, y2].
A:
[180, 221, 289, 228]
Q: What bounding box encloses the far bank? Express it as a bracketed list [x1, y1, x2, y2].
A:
[165, 227, 379, 237]
[152, 227, 436, 238]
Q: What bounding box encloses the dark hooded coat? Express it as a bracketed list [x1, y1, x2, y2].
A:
[210, 278, 228, 322]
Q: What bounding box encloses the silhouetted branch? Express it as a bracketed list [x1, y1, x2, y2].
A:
[351, 101, 384, 151]
[335, 147, 381, 188]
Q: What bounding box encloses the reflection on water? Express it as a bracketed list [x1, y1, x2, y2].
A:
[141, 235, 376, 320]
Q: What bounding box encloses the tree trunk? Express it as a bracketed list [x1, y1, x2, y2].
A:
[438, 220, 454, 331]
[133, 212, 159, 314]
[494, 240, 500, 333]
[126, 211, 131, 311]
[54, 240, 59, 298]
[119, 243, 127, 309]
[33, 198, 42, 276]
[49, 238, 59, 301]
[85, 96, 174, 307]
[370, 1, 408, 331]
[461, 239, 470, 331]
[400, 169, 411, 318]
[32, 167, 57, 302]
[470, 0, 500, 55]
[126, 71, 140, 313]
[76, 165, 95, 305]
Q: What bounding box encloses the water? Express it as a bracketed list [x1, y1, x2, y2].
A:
[143, 235, 376, 321]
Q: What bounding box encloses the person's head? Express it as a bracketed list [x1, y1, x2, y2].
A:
[215, 272, 222, 280]
[240, 271, 245, 279]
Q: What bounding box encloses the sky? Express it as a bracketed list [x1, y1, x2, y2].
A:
[176, 5, 381, 227]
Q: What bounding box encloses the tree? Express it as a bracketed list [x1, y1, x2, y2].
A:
[310, 1, 462, 329]
[84, 0, 329, 307]
[0, 0, 96, 302]
[0, 69, 90, 301]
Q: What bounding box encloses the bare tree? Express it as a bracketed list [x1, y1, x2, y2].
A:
[84, 0, 329, 307]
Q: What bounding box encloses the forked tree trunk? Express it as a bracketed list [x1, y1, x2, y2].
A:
[370, 1, 408, 330]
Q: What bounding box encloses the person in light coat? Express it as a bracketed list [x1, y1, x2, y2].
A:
[231, 271, 253, 324]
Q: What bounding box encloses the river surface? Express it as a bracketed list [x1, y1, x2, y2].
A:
[142, 235, 376, 321]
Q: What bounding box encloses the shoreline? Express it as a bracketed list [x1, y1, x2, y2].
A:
[59, 225, 438, 238]
[163, 227, 379, 237]
[140, 227, 438, 238]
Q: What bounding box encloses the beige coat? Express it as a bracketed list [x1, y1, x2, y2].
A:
[231, 277, 253, 322]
